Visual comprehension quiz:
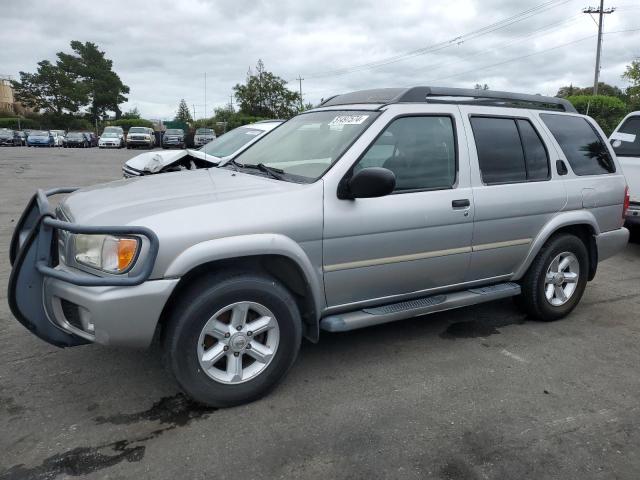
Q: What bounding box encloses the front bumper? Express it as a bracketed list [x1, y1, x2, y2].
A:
[8, 188, 165, 348]
[194, 138, 213, 146]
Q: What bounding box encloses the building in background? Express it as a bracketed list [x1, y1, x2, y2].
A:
[0, 75, 15, 114]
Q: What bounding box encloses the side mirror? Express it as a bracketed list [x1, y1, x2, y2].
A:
[345, 167, 396, 199]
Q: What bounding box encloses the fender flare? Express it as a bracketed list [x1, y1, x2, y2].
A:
[512, 211, 600, 280]
[164, 233, 325, 320]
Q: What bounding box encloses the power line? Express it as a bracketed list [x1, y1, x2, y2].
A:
[583, 1, 615, 95]
[425, 28, 639, 84]
[305, 0, 573, 78]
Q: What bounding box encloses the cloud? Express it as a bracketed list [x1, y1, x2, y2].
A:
[1, 0, 638, 119]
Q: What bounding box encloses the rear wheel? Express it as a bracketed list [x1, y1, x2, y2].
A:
[164, 272, 302, 407]
[519, 234, 588, 321]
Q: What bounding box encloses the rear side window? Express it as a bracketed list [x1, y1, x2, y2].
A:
[612, 116, 640, 157]
[541, 114, 615, 175]
[470, 117, 549, 185]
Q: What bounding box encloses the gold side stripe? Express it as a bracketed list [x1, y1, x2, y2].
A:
[324, 238, 531, 272]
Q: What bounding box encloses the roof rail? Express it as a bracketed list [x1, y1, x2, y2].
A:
[319, 86, 577, 113]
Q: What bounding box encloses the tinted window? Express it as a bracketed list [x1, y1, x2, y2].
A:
[355, 116, 456, 191]
[471, 117, 526, 184]
[541, 114, 615, 175]
[517, 119, 549, 180]
[612, 116, 640, 157]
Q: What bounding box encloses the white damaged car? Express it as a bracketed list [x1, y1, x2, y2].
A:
[122, 120, 282, 177]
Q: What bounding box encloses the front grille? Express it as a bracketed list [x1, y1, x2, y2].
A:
[61, 299, 83, 330]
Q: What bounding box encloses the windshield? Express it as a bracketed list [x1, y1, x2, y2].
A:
[165, 129, 183, 135]
[232, 111, 378, 181]
[0, 130, 12, 137]
[201, 126, 265, 157]
[196, 128, 214, 135]
[103, 126, 122, 133]
[129, 127, 147, 134]
[612, 117, 640, 157]
[31, 131, 48, 136]
[102, 132, 118, 138]
[67, 132, 84, 138]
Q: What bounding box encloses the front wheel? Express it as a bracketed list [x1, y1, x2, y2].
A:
[518, 234, 588, 321]
[164, 272, 302, 407]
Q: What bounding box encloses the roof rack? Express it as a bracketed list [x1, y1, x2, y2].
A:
[319, 86, 577, 113]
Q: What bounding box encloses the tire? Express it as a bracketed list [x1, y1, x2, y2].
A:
[164, 272, 302, 407]
[519, 234, 589, 321]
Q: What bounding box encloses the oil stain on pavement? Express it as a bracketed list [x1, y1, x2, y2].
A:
[440, 313, 526, 339]
[0, 393, 216, 480]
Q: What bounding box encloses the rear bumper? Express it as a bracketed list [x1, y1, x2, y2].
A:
[596, 227, 629, 262]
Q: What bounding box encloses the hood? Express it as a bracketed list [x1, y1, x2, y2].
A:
[61, 167, 304, 226]
[125, 149, 220, 173]
[619, 157, 640, 202]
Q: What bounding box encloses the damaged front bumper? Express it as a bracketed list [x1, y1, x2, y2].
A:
[8, 188, 168, 348]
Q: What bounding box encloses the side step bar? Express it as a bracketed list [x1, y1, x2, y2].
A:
[320, 282, 521, 332]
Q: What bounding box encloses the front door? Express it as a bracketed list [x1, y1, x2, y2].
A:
[323, 109, 474, 308]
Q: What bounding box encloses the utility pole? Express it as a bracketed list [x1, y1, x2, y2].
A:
[192, 104, 196, 120]
[229, 94, 234, 112]
[583, 1, 615, 95]
[204, 72, 207, 121]
[296, 75, 304, 108]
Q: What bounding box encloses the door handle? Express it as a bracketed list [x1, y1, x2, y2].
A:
[452, 199, 470, 209]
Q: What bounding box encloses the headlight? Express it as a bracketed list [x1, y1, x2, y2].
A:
[73, 234, 139, 273]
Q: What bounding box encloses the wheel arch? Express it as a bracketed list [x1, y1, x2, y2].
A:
[513, 212, 599, 282]
[158, 234, 325, 343]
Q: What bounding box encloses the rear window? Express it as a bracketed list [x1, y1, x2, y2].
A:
[611, 116, 640, 157]
[470, 116, 549, 185]
[541, 114, 615, 175]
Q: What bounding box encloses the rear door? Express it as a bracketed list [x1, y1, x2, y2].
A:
[461, 107, 567, 280]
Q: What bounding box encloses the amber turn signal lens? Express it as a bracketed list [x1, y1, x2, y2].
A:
[117, 238, 138, 271]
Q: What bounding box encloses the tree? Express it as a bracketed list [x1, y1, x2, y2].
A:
[57, 41, 129, 123]
[233, 60, 302, 118]
[121, 107, 141, 119]
[566, 95, 627, 135]
[11, 60, 86, 115]
[174, 99, 193, 123]
[556, 82, 624, 99]
[474, 83, 490, 90]
[622, 60, 640, 110]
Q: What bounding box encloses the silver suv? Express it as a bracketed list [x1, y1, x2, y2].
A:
[9, 87, 630, 407]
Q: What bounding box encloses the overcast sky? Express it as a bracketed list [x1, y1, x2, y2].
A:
[2, 0, 639, 119]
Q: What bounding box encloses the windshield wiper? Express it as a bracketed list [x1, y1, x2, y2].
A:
[239, 163, 285, 180]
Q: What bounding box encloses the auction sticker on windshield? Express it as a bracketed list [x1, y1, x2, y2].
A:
[329, 115, 369, 126]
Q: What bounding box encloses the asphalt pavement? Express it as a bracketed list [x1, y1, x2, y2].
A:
[1, 146, 639, 479]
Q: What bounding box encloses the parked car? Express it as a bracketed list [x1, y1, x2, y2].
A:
[126, 127, 155, 149]
[611, 111, 640, 229]
[16, 131, 27, 145]
[162, 129, 185, 149]
[26, 130, 54, 147]
[8, 87, 629, 408]
[51, 130, 65, 147]
[0, 129, 22, 146]
[98, 132, 123, 149]
[83, 132, 98, 147]
[63, 131, 89, 148]
[123, 121, 282, 177]
[102, 126, 125, 147]
[193, 127, 216, 147]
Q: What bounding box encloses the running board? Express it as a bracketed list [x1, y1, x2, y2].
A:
[320, 282, 521, 332]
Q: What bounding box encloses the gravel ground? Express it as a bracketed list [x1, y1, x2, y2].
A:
[1, 146, 639, 480]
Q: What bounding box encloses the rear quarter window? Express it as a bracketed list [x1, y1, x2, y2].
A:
[541, 114, 615, 175]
